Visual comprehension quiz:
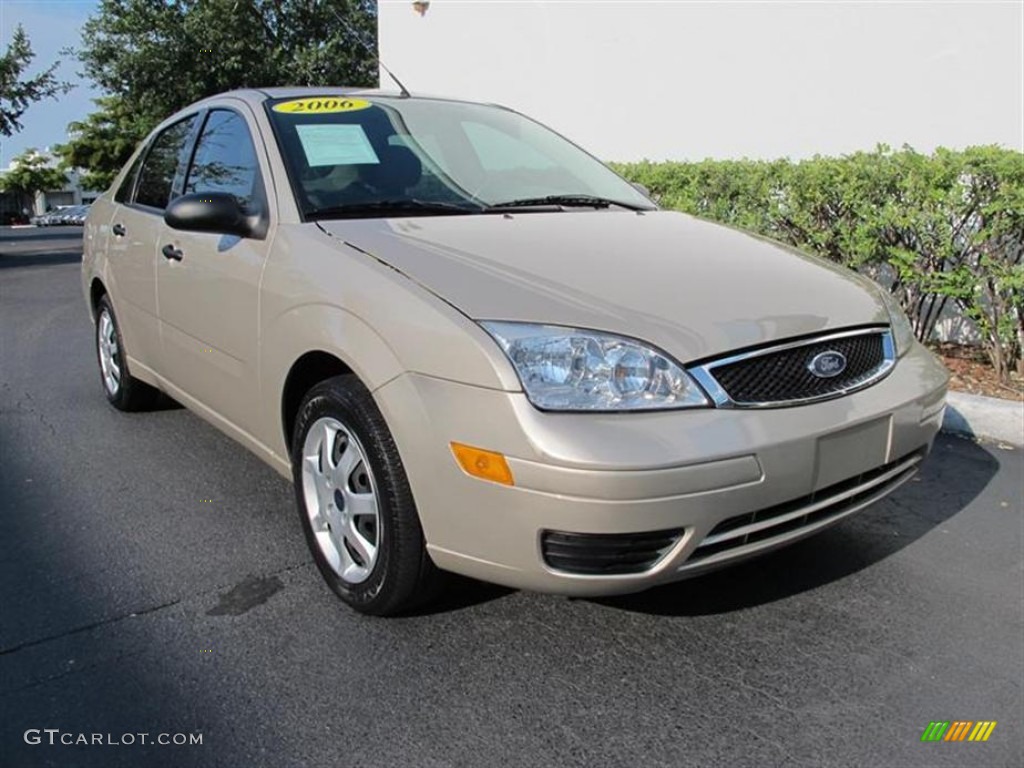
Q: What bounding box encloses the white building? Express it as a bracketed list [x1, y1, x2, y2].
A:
[0, 150, 99, 221]
[41, 170, 100, 209]
[379, 0, 1023, 162]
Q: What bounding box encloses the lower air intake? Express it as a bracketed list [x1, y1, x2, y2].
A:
[541, 529, 683, 575]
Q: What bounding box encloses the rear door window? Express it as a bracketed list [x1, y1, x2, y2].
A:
[114, 151, 145, 204]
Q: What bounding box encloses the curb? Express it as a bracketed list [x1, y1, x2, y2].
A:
[942, 391, 1023, 446]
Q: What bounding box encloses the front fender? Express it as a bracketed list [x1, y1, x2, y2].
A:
[259, 302, 406, 455]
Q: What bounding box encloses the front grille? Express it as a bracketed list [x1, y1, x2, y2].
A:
[541, 529, 683, 575]
[698, 329, 891, 406]
[686, 450, 924, 565]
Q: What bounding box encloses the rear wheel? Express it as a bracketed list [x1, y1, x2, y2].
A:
[292, 375, 442, 615]
[94, 295, 159, 411]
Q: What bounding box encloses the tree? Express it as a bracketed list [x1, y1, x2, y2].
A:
[953, 147, 1024, 380]
[60, 0, 378, 187]
[0, 149, 69, 212]
[55, 96, 151, 192]
[615, 146, 1024, 381]
[0, 25, 72, 137]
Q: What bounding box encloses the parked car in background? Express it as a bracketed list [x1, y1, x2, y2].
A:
[34, 206, 75, 226]
[57, 205, 87, 225]
[67, 205, 91, 225]
[82, 88, 949, 616]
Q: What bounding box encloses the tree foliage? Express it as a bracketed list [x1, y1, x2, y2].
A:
[55, 95, 155, 191]
[614, 146, 1024, 381]
[0, 25, 72, 137]
[60, 0, 378, 188]
[0, 149, 69, 202]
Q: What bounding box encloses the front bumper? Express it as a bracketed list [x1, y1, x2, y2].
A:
[374, 342, 948, 596]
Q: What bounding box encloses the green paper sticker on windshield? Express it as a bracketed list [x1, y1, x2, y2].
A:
[272, 97, 372, 114]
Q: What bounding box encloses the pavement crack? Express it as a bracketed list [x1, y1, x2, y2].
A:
[1, 649, 146, 698]
[0, 595, 184, 657]
[0, 560, 312, 658]
[3, 389, 58, 437]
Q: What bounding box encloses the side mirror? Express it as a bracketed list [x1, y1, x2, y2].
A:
[164, 192, 260, 238]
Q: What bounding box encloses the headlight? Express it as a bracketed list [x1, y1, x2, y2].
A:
[877, 288, 916, 357]
[480, 322, 709, 411]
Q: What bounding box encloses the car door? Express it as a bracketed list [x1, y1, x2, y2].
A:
[155, 106, 273, 432]
[106, 115, 199, 371]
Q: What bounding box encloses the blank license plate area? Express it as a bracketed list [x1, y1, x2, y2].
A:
[814, 416, 892, 490]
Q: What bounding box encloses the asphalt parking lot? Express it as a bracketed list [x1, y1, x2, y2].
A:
[1, 226, 1021, 768]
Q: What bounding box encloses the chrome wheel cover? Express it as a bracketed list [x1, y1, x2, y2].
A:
[301, 416, 381, 584]
[97, 309, 122, 396]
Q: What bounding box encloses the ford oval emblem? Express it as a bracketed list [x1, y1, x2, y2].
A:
[808, 350, 847, 378]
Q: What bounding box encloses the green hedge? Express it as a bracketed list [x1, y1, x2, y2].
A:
[612, 146, 1024, 381]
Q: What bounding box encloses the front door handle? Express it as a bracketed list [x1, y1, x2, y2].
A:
[112, 223, 126, 237]
[161, 244, 183, 262]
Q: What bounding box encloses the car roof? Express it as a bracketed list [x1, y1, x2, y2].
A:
[191, 87, 498, 110]
[148, 87, 514, 146]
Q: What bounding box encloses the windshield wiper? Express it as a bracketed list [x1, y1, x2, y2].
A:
[488, 194, 648, 211]
[306, 199, 485, 220]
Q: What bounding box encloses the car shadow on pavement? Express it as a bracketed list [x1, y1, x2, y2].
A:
[0, 250, 82, 270]
[0, 227, 84, 242]
[0, 426, 223, 768]
[147, 393, 185, 411]
[404, 574, 516, 616]
[593, 435, 1001, 617]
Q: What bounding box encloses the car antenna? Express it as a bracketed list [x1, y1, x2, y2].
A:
[331, 10, 411, 98]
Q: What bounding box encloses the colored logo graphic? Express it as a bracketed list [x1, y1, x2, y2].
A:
[920, 721, 997, 742]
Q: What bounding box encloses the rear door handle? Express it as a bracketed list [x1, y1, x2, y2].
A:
[112, 223, 126, 237]
[161, 244, 183, 262]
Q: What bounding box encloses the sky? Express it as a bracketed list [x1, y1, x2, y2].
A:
[381, 0, 1024, 162]
[0, 0, 100, 168]
[3, 0, 1023, 168]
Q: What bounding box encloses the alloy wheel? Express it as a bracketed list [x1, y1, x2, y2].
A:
[97, 309, 122, 396]
[300, 416, 381, 584]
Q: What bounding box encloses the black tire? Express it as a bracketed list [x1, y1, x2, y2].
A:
[291, 374, 442, 616]
[94, 294, 160, 411]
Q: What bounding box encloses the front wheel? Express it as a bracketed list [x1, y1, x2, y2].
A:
[291, 375, 442, 615]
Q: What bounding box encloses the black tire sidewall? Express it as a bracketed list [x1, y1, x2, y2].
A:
[95, 296, 130, 408]
[290, 377, 416, 614]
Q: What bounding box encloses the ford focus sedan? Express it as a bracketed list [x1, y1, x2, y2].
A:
[82, 88, 949, 615]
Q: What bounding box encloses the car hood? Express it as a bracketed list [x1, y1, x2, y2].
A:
[317, 210, 887, 362]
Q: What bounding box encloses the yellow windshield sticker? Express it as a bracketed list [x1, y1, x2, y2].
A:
[272, 97, 372, 114]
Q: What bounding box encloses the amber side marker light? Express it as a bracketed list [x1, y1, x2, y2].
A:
[450, 442, 514, 486]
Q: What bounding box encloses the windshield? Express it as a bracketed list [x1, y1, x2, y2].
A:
[265, 95, 654, 218]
